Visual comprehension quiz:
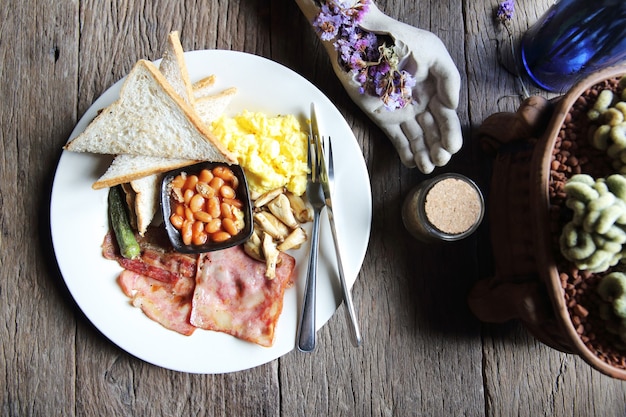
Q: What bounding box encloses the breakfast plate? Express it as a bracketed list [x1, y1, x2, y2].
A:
[50, 50, 372, 373]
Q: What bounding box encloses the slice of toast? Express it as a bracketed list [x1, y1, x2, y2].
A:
[195, 87, 238, 124]
[130, 174, 163, 236]
[93, 85, 239, 190]
[193, 75, 217, 100]
[64, 59, 236, 162]
[92, 154, 195, 189]
[158, 31, 195, 106]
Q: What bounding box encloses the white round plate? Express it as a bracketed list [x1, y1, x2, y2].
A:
[50, 50, 372, 374]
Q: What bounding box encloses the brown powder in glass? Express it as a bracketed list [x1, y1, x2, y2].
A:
[424, 178, 481, 234]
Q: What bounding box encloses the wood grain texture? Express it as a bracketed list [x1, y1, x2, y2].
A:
[3, 0, 626, 415]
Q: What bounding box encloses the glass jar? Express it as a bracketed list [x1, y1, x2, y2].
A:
[402, 173, 484, 242]
[520, 0, 626, 93]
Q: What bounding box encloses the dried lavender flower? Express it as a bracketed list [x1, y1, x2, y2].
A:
[496, 0, 515, 23]
[312, 0, 415, 110]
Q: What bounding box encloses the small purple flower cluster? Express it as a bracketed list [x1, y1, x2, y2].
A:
[313, 0, 416, 110]
[496, 0, 515, 23]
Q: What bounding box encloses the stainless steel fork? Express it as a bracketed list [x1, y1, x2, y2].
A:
[296, 134, 325, 352]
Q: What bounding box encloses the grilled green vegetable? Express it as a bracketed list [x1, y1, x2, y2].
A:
[108, 185, 140, 259]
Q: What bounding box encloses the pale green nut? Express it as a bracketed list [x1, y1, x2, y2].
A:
[598, 272, 626, 318]
[607, 174, 626, 201]
[563, 177, 599, 202]
[594, 204, 624, 234]
[566, 198, 587, 224]
[604, 223, 626, 243]
[611, 123, 626, 147]
[615, 102, 626, 118]
[560, 175, 626, 272]
[588, 109, 602, 121]
[570, 173, 595, 186]
[587, 249, 620, 272]
[592, 124, 611, 150]
[560, 226, 596, 260]
[594, 179, 610, 195]
[593, 233, 622, 254]
[608, 143, 624, 159]
[604, 108, 625, 126]
[595, 89, 615, 113]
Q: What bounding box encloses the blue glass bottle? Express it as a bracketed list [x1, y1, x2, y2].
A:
[520, 0, 626, 93]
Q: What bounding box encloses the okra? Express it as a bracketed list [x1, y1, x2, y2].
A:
[108, 185, 141, 259]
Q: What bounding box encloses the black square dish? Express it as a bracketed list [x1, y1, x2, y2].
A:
[161, 161, 253, 253]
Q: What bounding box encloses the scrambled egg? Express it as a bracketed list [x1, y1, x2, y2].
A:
[211, 110, 308, 196]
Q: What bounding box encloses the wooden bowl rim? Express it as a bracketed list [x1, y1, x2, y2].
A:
[530, 64, 626, 379]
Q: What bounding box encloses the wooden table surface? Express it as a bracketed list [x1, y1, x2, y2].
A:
[4, 0, 626, 415]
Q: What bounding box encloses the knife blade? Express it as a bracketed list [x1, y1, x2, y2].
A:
[310, 102, 362, 347]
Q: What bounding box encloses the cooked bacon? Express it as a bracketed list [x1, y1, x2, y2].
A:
[118, 269, 196, 336]
[103, 228, 197, 283]
[189, 246, 296, 347]
[107, 226, 296, 345]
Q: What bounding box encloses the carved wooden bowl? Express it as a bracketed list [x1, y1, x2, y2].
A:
[469, 64, 626, 380]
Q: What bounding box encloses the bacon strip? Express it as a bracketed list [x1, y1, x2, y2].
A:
[118, 269, 196, 336]
[189, 246, 295, 347]
[103, 228, 197, 283]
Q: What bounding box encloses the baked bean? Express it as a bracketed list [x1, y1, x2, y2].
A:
[205, 218, 222, 233]
[198, 168, 214, 183]
[183, 175, 199, 192]
[209, 176, 225, 191]
[207, 197, 221, 218]
[170, 214, 184, 229]
[221, 202, 233, 219]
[223, 198, 243, 209]
[189, 194, 205, 213]
[174, 202, 185, 217]
[196, 182, 215, 199]
[193, 231, 208, 246]
[182, 220, 193, 245]
[184, 207, 194, 222]
[220, 185, 236, 199]
[222, 218, 238, 236]
[192, 220, 205, 237]
[183, 189, 195, 205]
[193, 211, 212, 223]
[211, 231, 232, 242]
[213, 166, 235, 181]
[171, 174, 186, 189]
[169, 165, 245, 246]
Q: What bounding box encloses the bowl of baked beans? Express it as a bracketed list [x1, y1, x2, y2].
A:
[161, 161, 253, 253]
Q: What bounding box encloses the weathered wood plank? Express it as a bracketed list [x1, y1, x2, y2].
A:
[278, 1, 484, 416]
[5, 0, 626, 415]
[1, 0, 79, 415]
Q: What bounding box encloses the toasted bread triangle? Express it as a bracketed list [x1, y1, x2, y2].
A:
[64, 59, 236, 163]
[159, 31, 195, 106]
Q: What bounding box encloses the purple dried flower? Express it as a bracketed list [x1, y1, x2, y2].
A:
[312, 0, 415, 110]
[496, 0, 515, 23]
